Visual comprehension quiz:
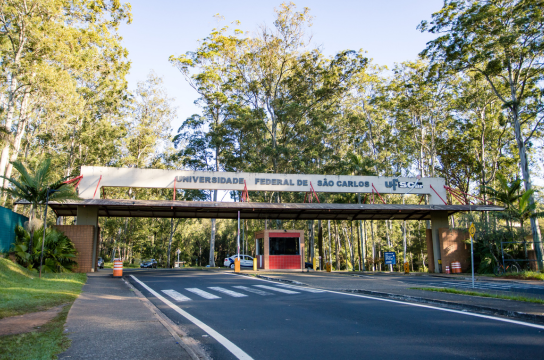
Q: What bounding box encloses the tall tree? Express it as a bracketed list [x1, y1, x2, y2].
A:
[419, 0, 544, 268]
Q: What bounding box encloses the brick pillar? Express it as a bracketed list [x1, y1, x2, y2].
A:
[53, 225, 95, 273]
[77, 206, 98, 272]
[431, 212, 449, 273]
[426, 229, 434, 273]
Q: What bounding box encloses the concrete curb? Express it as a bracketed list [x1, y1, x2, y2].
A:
[244, 273, 544, 325]
[339, 289, 544, 324]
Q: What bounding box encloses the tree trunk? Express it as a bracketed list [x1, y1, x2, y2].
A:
[512, 108, 543, 270]
[318, 220, 323, 269]
[334, 221, 339, 270]
[209, 190, 217, 266]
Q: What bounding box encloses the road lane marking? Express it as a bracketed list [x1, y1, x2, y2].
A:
[161, 289, 192, 302]
[208, 287, 247, 297]
[186, 288, 221, 299]
[254, 285, 300, 294]
[130, 275, 253, 360]
[277, 284, 325, 293]
[226, 273, 544, 330]
[232, 285, 273, 296]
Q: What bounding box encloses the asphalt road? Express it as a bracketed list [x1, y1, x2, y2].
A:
[127, 270, 544, 360]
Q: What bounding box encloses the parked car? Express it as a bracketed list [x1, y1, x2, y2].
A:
[223, 255, 254, 269]
[140, 259, 157, 268]
[97, 257, 104, 269]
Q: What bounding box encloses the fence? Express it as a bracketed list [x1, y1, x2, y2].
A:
[0, 206, 28, 253]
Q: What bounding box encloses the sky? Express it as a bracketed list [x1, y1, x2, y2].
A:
[119, 0, 443, 132]
[117, 0, 544, 189]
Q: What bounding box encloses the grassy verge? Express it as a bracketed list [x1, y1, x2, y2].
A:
[410, 286, 544, 304]
[0, 258, 86, 360]
[501, 271, 544, 281]
[0, 306, 71, 360]
[0, 258, 86, 319]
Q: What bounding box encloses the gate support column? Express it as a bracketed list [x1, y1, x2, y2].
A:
[77, 206, 99, 272]
[430, 211, 448, 273]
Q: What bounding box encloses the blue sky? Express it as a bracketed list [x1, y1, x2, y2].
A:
[119, 0, 443, 131]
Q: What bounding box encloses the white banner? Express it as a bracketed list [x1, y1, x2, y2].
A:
[79, 166, 447, 204]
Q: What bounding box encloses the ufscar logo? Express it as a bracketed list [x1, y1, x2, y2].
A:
[385, 179, 423, 191]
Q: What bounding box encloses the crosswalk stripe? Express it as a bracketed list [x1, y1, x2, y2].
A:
[232, 285, 273, 296]
[254, 285, 300, 294]
[186, 288, 221, 299]
[208, 287, 247, 297]
[277, 284, 324, 293]
[161, 289, 192, 302]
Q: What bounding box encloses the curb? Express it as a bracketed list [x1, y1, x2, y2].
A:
[243, 273, 544, 325]
[339, 289, 544, 324]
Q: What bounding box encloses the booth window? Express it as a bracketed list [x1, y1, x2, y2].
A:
[269, 237, 299, 255]
[257, 239, 264, 255]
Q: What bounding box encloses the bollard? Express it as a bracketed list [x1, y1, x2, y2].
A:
[312, 257, 317, 271]
[326, 262, 332, 272]
[113, 259, 123, 277]
[234, 257, 241, 273]
[403, 262, 410, 274]
[253, 257, 257, 271]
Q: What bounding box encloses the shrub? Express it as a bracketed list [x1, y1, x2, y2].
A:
[10, 225, 78, 272]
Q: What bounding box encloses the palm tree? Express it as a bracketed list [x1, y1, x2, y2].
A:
[1, 158, 80, 252]
[481, 174, 523, 233]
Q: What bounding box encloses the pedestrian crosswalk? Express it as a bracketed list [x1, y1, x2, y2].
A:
[160, 284, 323, 302]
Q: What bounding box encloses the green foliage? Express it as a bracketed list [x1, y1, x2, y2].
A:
[11, 225, 78, 273]
[2, 159, 80, 211]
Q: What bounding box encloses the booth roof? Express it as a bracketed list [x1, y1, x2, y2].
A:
[37, 199, 503, 221]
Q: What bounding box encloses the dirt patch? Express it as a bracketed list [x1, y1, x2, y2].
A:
[0, 304, 67, 336]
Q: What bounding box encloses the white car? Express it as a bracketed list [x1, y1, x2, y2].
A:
[223, 255, 254, 269]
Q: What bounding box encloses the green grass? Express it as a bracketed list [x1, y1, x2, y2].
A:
[0, 258, 87, 318]
[502, 271, 544, 281]
[0, 258, 87, 360]
[0, 306, 72, 360]
[410, 286, 544, 304]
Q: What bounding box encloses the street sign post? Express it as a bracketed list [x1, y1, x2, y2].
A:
[384, 252, 396, 265]
[469, 223, 476, 288]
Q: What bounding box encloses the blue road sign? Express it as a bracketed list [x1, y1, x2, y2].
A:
[384, 252, 396, 265]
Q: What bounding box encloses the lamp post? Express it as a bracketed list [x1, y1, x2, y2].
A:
[39, 188, 57, 278]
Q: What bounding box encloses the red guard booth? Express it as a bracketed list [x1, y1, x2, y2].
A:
[254, 230, 305, 270]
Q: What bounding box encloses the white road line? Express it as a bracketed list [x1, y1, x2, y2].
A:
[225, 273, 544, 330]
[130, 276, 253, 360]
[186, 288, 221, 299]
[277, 284, 325, 293]
[208, 287, 247, 298]
[161, 289, 192, 302]
[254, 285, 300, 294]
[232, 285, 273, 296]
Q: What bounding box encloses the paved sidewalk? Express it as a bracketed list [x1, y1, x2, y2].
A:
[239, 270, 544, 323]
[59, 271, 193, 360]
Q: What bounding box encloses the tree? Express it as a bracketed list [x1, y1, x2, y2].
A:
[0, 0, 132, 199]
[419, 0, 544, 268]
[1, 158, 80, 252]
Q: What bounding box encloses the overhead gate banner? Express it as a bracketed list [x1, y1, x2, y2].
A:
[79, 166, 447, 205]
